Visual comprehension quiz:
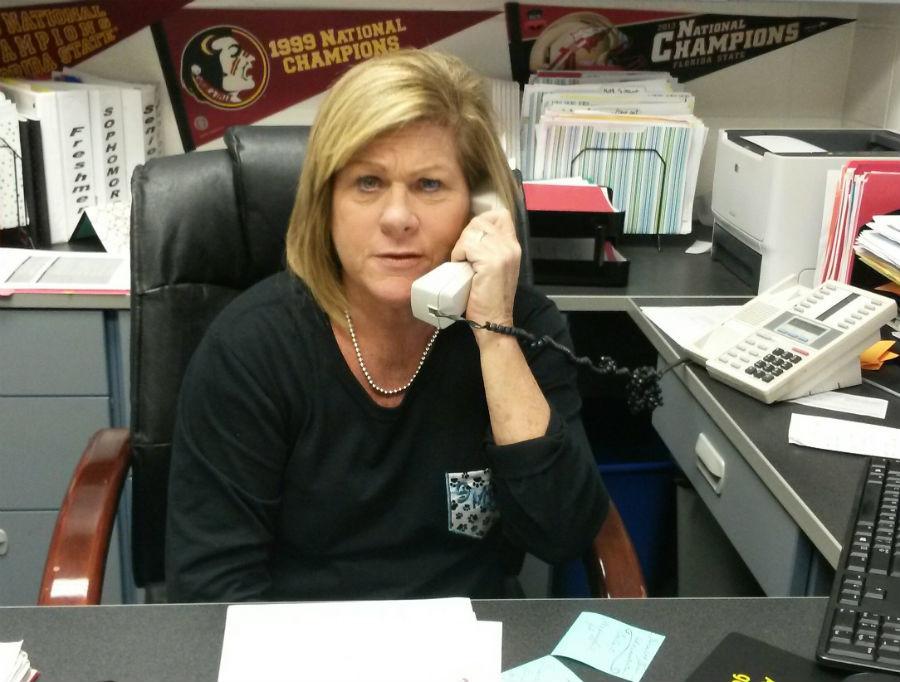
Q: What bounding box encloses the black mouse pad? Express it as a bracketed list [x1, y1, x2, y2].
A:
[686, 632, 847, 681]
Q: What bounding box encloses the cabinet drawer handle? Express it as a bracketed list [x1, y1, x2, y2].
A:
[695, 433, 726, 495]
[0, 529, 7, 556]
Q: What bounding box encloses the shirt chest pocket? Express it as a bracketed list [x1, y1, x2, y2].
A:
[445, 469, 499, 540]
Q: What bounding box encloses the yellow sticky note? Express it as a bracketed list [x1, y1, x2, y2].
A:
[861, 339, 898, 370]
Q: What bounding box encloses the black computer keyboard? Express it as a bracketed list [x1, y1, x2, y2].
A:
[817, 456, 900, 673]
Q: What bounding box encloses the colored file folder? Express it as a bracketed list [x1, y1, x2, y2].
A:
[818, 160, 900, 284]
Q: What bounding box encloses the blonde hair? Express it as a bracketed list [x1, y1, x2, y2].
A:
[284, 49, 517, 324]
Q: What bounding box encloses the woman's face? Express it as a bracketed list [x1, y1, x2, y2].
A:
[331, 122, 471, 312]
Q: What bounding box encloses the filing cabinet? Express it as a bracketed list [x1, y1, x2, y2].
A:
[653, 365, 814, 596]
[0, 308, 128, 605]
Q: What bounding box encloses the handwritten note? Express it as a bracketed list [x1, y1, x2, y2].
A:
[552, 612, 664, 682]
[502, 655, 582, 682]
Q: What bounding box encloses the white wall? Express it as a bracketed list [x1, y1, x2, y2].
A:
[844, 4, 900, 128]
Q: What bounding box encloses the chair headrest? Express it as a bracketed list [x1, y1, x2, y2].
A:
[225, 126, 311, 282]
[131, 149, 247, 293]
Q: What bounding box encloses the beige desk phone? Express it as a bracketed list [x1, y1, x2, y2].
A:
[410, 190, 503, 329]
[685, 275, 897, 403]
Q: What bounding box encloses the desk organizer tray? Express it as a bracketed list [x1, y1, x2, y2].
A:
[528, 204, 629, 287]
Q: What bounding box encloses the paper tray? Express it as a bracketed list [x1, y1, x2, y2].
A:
[527, 206, 629, 286]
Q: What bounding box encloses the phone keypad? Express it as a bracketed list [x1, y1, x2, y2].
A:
[718, 336, 804, 384]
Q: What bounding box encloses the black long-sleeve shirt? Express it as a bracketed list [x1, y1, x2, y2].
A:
[165, 271, 608, 602]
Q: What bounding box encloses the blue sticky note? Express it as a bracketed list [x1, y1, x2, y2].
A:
[502, 655, 583, 682]
[551, 612, 665, 682]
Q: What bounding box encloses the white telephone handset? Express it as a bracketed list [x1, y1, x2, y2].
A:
[410, 190, 503, 329]
[685, 275, 897, 403]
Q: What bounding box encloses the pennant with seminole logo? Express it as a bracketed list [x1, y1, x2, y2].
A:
[155, 8, 501, 150]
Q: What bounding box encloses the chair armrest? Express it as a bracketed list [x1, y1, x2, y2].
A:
[38, 428, 131, 606]
[584, 501, 648, 598]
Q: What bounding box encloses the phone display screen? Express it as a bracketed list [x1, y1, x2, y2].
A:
[773, 315, 829, 345]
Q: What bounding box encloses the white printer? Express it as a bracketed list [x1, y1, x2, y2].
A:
[710, 129, 900, 292]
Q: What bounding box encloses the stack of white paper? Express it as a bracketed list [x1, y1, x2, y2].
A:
[217, 598, 501, 682]
[0, 641, 39, 682]
[487, 78, 522, 171]
[529, 70, 680, 86]
[854, 214, 900, 285]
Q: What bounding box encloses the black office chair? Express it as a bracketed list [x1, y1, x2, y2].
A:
[38, 125, 646, 605]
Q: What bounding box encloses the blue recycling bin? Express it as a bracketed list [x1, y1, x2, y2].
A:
[553, 458, 678, 597]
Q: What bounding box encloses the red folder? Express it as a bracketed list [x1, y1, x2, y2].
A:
[522, 182, 616, 213]
[820, 160, 900, 283]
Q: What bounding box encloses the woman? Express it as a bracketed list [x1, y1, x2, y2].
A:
[165, 49, 609, 602]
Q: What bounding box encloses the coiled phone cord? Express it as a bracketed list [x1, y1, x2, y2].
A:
[435, 311, 690, 413]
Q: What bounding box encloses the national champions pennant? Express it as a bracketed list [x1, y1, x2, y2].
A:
[154, 8, 500, 150]
[505, 3, 854, 85]
[0, 0, 192, 79]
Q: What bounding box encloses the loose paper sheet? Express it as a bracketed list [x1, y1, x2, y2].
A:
[641, 305, 739, 352]
[860, 339, 898, 370]
[789, 392, 889, 419]
[875, 281, 900, 297]
[789, 413, 900, 459]
[0, 247, 128, 294]
[218, 598, 500, 682]
[742, 135, 826, 154]
[502, 655, 582, 682]
[552, 613, 664, 682]
[684, 240, 711, 254]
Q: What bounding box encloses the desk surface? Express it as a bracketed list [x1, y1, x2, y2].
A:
[546, 235, 754, 311]
[691, 368, 898, 567]
[656, 343, 900, 570]
[0, 237, 751, 311]
[0, 597, 834, 682]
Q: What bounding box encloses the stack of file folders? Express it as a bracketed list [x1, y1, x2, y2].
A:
[523, 177, 628, 286]
[817, 160, 900, 285]
[520, 70, 706, 237]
